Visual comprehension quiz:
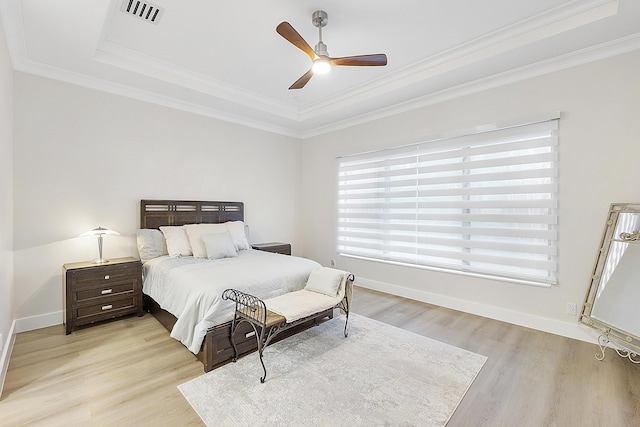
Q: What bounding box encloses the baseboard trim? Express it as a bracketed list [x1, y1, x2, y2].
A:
[14, 311, 63, 334]
[1, 312, 64, 396]
[0, 320, 17, 398]
[356, 277, 598, 344]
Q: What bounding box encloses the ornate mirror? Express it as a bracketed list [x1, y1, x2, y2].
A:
[580, 202, 640, 363]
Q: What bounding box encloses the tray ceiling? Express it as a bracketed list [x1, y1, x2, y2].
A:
[1, 0, 639, 137]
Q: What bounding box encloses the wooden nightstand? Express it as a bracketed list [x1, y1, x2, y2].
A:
[251, 242, 291, 255]
[63, 257, 143, 335]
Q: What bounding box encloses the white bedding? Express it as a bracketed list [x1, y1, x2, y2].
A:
[143, 249, 321, 353]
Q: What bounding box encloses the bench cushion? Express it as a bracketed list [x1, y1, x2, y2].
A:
[265, 289, 343, 323]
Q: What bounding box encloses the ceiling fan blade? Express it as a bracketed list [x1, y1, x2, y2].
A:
[330, 54, 388, 67]
[289, 69, 314, 90]
[276, 22, 316, 61]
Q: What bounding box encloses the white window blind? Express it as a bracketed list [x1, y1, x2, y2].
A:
[337, 118, 559, 286]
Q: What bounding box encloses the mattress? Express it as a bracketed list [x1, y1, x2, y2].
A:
[142, 249, 321, 353]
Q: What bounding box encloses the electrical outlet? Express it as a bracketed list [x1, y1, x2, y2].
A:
[565, 302, 577, 316]
[330, 259, 336, 267]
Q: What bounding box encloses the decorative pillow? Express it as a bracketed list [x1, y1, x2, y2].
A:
[304, 267, 346, 297]
[136, 229, 168, 263]
[184, 223, 228, 258]
[225, 221, 250, 251]
[202, 231, 238, 260]
[159, 226, 192, 257]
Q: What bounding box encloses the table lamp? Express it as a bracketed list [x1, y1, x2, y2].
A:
[80, 226, 119, 264]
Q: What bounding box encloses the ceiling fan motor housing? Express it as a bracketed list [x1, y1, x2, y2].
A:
[312, 10, 328, 28]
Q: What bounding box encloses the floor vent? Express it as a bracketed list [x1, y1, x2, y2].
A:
[121, 0, 164, 24]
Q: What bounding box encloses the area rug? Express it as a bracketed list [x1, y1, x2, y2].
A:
[178, 313, 487, 426]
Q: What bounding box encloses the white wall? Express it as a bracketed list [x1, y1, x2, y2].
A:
[0, 13, 15, 392]
[9, 47, 640, 344]
[12, 73, 303, 325]
[301, 50, 640, 340]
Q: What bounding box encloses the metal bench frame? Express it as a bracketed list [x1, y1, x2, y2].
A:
[222, 274, 354, 383]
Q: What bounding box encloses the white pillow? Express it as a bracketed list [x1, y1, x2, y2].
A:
[304, 267, 346, 297]
[202, 231, 238, 260]
[184, 223, 228, 258]
[136, 229, 168, 263]
[159, 226, 192, 257]
[225, 221, 250, 251]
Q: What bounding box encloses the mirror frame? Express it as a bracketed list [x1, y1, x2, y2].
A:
[579, 202, 640, 358]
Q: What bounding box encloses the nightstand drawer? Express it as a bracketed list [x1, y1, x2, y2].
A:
[72, 265, 136, 289]
[75, 282, 135, 302]
[75, 295, 137, 325]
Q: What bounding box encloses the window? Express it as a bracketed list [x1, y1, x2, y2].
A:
[337, 117, 559, 286]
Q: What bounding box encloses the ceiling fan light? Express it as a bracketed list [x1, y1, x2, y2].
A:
[312, 59, 331, 75]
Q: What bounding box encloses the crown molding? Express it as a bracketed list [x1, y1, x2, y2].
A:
[15, 57, 302, 137]
[8, 32, 640, 141]
[301, 33, 640, 139]
[94, 40, 301, 122]
[298, 0, 619, 121]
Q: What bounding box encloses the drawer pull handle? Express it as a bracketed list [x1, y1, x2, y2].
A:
[101, 305, 113, 311]
[245, 331, 256, 338]
[104, 275, 110, 280]
[101, 289, 113, 295]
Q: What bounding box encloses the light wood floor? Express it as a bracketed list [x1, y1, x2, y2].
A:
[1, 287, 639, 426]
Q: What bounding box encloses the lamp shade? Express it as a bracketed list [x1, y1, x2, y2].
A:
[79, 226, 119, 238]
[80, 226, 119, 264]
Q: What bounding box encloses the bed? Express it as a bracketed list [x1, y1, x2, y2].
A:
[138, 199, 328, 371]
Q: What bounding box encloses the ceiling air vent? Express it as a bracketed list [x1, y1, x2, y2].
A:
[121, 0, 164, 24]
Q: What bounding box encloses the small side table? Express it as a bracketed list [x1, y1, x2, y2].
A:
[251, 242, 291, 255]
[63, 257, 143, 334]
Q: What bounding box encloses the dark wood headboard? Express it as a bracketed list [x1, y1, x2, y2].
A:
[140, 200, 244, 229]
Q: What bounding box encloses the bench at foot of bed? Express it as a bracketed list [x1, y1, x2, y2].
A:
[222, 268, 353, 382]
[145, 293, 334, 372]
[200, 308, 335, 371]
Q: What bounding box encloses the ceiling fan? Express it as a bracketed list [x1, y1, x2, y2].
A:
[276, 10, 388, 90]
